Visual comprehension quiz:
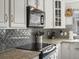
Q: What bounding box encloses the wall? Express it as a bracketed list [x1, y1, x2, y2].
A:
[65, 0, 79, 3]
[65, 1, 79, 9]
[65, 1, 79, 29]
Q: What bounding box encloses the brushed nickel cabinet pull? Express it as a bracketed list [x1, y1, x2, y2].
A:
[75, 48, 79, 50]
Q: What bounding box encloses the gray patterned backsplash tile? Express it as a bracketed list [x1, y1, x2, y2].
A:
[0, 29, 33, 51]
[0, 29, 6, 40]
[43, 29, 69, 39]
[0, 28, 69, 51]
[6, 29, 32, 38]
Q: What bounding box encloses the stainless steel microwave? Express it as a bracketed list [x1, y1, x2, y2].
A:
[26, 6, 45, 28]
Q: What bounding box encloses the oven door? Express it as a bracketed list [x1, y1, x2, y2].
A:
[43, 49, 56, 59]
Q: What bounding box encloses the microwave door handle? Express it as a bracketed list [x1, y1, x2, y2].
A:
[40, 15, 44, 25]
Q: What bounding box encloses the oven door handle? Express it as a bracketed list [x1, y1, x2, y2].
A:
[43, 46, 56, 54]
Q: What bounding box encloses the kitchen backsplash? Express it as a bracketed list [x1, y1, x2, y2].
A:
[0, 28, 69, 51]
[0, 29, 33, 51]
[43, 29, 69, 39]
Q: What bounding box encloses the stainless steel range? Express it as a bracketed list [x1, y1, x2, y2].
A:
[16, 43, 56, 59]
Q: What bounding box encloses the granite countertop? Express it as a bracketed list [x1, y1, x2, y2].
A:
[43, 39, 69, 44]
[0, 48, 40, 59]
[43, 39, 79, 44]
[61, 40, 79, 43]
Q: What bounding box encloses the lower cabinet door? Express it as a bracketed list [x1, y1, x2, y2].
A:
[70, 43, 79, 59]
[61, 42, 70, 59]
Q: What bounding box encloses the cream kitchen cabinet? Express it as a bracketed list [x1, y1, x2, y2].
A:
[10, 0, 26, 28]
[61, 42, 79, 59]
[56, 44, 61, 59]
[44, 0, 54, 29]
[37, 0, 44, 11]
[54, 0, 65, 28]
[44, 0, 65, 29]
[61, 42, 71, 59]
[0, 0, 26, 29]
[28, 0, 36, 7]
[28, 0, 44, 11]
[0, 0, 9, 28]
[70, 43, 79, 59]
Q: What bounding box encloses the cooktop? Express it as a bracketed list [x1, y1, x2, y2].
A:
[16, 43, 54, 51]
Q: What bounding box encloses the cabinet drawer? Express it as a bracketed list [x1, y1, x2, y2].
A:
[71, 43, 79, 49]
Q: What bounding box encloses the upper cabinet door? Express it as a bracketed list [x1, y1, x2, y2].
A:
[44, 0, 65, 29]
[38, 0, 44, 11]
[0, 0, 9, 28]
[28, 0, 44, 10]
[28, 0, 36, 7]
[54, 0, 65, 28]
[44, 0, 54, 29]
[10, 0, 26, 29]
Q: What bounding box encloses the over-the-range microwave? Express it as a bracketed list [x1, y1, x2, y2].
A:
[26, 6, 45, 28]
